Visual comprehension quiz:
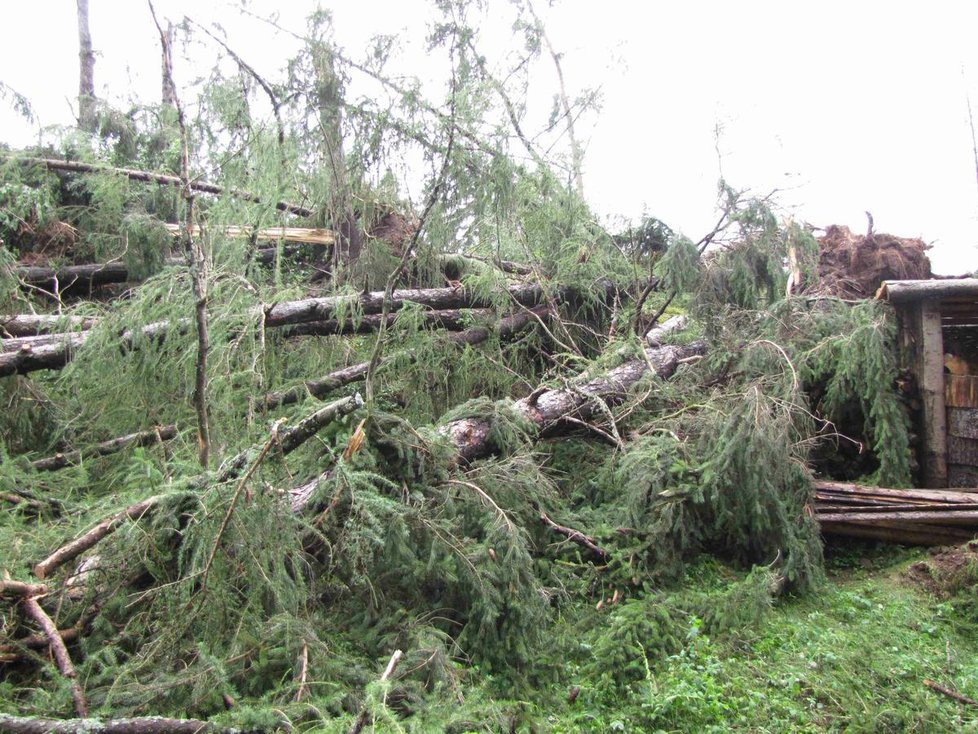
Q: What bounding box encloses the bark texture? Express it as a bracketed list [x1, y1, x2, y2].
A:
[441, 341, 706, 461]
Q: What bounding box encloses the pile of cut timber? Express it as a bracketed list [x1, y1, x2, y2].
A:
[815, 480, 978, 545]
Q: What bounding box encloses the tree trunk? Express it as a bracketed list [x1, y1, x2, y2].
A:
[76, 0, 96, 133]
[440, 341, 706, 461]
[0, 714, 238, 734]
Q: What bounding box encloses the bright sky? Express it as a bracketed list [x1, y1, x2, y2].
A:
[2, 1, 978, 273]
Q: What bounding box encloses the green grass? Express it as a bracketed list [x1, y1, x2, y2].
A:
[543, 545, 978, 733]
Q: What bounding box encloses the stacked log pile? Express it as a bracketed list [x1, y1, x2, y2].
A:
[814, 480, 978, 545]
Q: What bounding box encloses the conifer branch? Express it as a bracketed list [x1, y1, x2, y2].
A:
[9, 574, 89, 717]
[33, 497, 163, 580]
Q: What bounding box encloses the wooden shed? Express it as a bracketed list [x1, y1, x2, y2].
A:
[878, 279, 978, 489]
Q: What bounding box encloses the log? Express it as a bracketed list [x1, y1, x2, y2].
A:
[18, 262, 132, 293]
[0, 319, 174, 377]
[0, 714, 241, 734]
[0, 332, 88, 375]
[0, 281, 560, 377]
[0, 314, 97, 338]
[30, 424, 179, 472]
[262, 281, 547, 328]
[441, 341, 706, 462]
[813, 479, 978, 545]
[281, 308, 489, 339]
[878, 278, 978, 304]
[10, 155, 314, 217]
[261, 306, 550, 409]
[162, 223, 335, 245]
[14, 245, 325, 293]
[20, 595, 89, 716]
[288, 337, 704, 513]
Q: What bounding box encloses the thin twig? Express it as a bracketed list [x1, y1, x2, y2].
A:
[540, 512, 609, 560]
[924, 678, 978, 707]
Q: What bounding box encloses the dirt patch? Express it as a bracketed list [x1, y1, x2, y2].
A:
[906, 540, 978, 596]
[817, 224, 932, 299]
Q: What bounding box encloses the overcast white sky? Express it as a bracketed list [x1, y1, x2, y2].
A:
[2, 1, 978, 273]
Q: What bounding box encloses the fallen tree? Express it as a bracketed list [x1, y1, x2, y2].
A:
[13, 244, 328, 294]
[0, 714, 248, 734]
[0, 281, 559, 377]
[8, 156, 314, 217]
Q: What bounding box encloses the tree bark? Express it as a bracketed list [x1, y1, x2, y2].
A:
[13, 245, 328, 295]
[76, 0, 96, 133]
[1, 282, 604, 377]
[441, 341, 706, 462]
[7, 157, 313, 217]
[0, 715, 240, 734]
[878, 278, 978, 304]
[281, 307, 489, 339]
[20, 595, 89, 716]
[30, 424, 178, 472]
[262, 305, 550, 409]
[814, 479, 978, 545]
[289, 339, 705, 512]
[1, 314, 96, 338]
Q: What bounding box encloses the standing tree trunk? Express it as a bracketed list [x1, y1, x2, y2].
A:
[76, 0, 97, 133]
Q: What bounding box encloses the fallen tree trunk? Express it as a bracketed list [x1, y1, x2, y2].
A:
[0, 320, 173, 377]
[1, 314, 97, 338]
[161, 223, 335, 245]
[1, 281, 560, 377]
[30, 424, 179, 472]
[14, 245, 327, 294]
[441, 341, 706, 461]
[0, 714, 243, 734]
[262, 305, 550, 409]
[289, 339, 705, 511]
[10, 156, 314, 217]
[262, 281, 547, 328]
